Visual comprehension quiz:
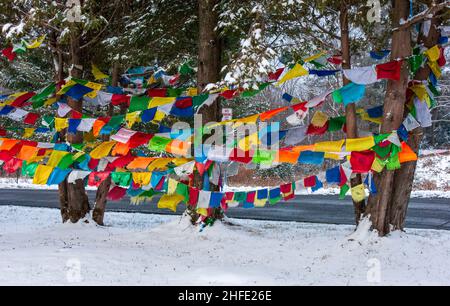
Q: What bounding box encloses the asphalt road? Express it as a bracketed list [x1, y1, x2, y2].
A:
[0, 189, 449, 230]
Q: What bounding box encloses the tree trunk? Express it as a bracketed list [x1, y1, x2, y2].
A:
[58, 32, 90, 223]
[390, 10, 443, 230]
[93, 62, 121, 225]
[188, 0, 222, 223]
[340, 1, 365, 225]
[365, 0, 411, 236]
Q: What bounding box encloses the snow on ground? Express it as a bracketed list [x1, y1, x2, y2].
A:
[1, 205, 450, 286]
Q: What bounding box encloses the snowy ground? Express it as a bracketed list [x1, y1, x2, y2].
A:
[1, 205, 450, 286]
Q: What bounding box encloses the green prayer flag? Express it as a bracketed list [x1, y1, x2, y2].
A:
[22, 161, 38, 177]
[179, 63, 194, 76]
[373, 133, 391, 144]
[58, 154, 74, 170]
[372, 143, 392, 159]
[192, 94, 209, 109]
[148, 136, 172, 152]
[328, 116, 346, 132]
[269, 196, 282, 205]
[339, 184, 350, 200]
[167, 88, 185, 97]
[409, 54, 423, 75]
[175, 183, 189, 203]
[111, 172, 131, 187]
[106, 115, 125, 129]
[129, 96, 150, 112]
[233, 192, 246, 203]
[332, 90, 343, 104]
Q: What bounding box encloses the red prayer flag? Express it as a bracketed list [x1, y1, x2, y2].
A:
[268, 68, 284, 81]
[88, 171, 111, 187]
[23, 113, 40, 125]
[304, 176, 317, 188]
[438, 47, 447, 67]
[188, 187, 199, 207]
[306, 122, 329, 135]
[2, 47, 16, 61]
[11, 92, 36, 107]
[147, 88, 167, 97]
[107, 186, 127, 201]
[350, 150, 375, 173]
[376, 60, 402, 81]
[111, 94, 130, 106]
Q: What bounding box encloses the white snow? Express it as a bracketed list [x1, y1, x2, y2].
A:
[1, 206, 450, 285]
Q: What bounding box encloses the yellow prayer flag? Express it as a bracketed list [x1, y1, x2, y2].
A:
[254, 197, 267, 207]
[57, 80, 77, 95]
[153, 110, 166, 122]
[125, 111, 141, 127]
[371, 158, 385, 173]
[149, 97, 176, 108]
[187, 88, 198, 96]
[424, 45, 440, 62]
[91, 64, 109, 80]
[241, 133, 260, 151]
[84, 81, 103, 91]
[276, 63, 309, 85]
[304, 51, 326, 62]
[84, 91, 98, 99]
[315, 140, 345, 153]
[351, 184, 366, 202]
[32, 165, 54, 185]
[47, 150, 69, 167]
[90, 141, 116, 159]
[131, 172, 152, 186]
[196, 208, 209, 217]
[55, 118, 69, 132]
[25, 35, 46, 49]
[148, 159, 172, 171]
[428, 61, 442, 79]
[167, 178, 178, 195]
[22, 128, 35, 139]
[324, 152, 342, 160]
[311, 111, 329, 127]
[44, 97, 58, 106]
[346, 136, 375, 152]
[158, 194, 184, 212]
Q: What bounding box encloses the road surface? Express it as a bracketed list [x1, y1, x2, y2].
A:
[0, 189, 449, 230]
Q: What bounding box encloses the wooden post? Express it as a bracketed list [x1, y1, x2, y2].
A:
[340, 1, 366, 225]
[390, 10, 443, 230]
[366, 0, 411, 236]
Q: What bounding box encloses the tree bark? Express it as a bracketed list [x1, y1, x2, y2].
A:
[189, 0, 222, 223]
[390, 9, 443, 230]
[340, 1, 365, 225]
[58, 32, 90, 223]
[365, 0, 412, 236]
[93, 62, 121, 225]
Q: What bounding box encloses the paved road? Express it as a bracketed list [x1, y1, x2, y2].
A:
[0, 189, 449, 230]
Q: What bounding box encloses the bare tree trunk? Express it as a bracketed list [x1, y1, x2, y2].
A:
[59, 32, 90, 223]
[390, 10, 443, 230]
[188, 0, 222, 223]
[340, 1, 365, 225]
[93, 62, 121, 225]
[365, 0, 411, 236]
